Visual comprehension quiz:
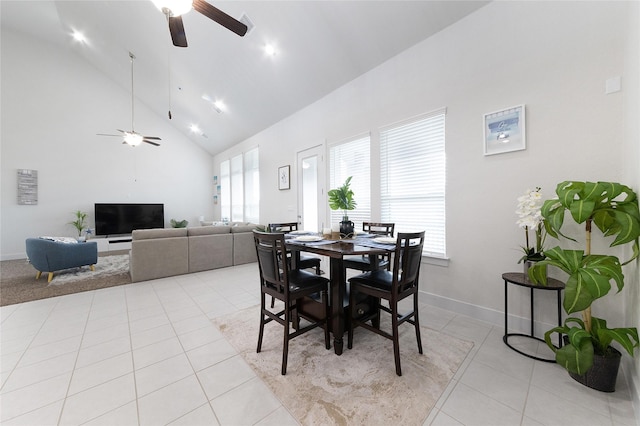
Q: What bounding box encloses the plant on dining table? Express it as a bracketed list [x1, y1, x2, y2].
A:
[528, 181, 640, 377]
[516, 187, 546, 263]
[328, 176, 357, 221]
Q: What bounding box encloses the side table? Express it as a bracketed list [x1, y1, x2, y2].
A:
[502, 272, 565, 362]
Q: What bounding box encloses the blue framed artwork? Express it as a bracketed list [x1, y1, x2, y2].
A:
[483, 105, 526, 156]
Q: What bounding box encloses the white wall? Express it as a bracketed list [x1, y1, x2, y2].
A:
[1, 30, 215, 259]
[213, 0, 639, 379]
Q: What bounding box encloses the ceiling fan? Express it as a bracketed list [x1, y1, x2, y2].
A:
[151, 0, 248, 47]
[97, 52, 161, 147]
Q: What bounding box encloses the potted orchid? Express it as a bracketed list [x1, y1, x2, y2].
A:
[516, 187, 546, 268]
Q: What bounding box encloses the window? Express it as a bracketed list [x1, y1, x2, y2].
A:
[220, 160, 230, 222]
[380, 109, 446, 257]
[219, 147, 260, 223]
[329, 135, 371, 230]
[244, 148, 260, 224]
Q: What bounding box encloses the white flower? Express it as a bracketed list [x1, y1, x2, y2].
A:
[516, 188, 544, 229]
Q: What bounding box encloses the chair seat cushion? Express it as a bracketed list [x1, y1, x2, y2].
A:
[343, 255, 389, 271]
[288, 269, 329, 293]
[349, 269, 393, 291]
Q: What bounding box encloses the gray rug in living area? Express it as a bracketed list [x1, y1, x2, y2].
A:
[214, 305, 474, 426]
[0, 254, 131, 306]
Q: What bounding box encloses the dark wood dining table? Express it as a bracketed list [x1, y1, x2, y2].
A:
[286, 234, 393, 355]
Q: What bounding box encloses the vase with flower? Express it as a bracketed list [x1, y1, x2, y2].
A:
[516, 187, 547, 277]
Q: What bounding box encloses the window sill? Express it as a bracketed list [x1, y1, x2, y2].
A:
[421, 255, 449, 267]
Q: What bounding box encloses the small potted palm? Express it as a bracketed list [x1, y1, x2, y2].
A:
[529, 181, 640, 392]
[69, 210, 88, 241]
[328, 176, 357, 236]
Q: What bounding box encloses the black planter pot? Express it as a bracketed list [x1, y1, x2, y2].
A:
[568, 346, 621, 392]
[339, 220, 354, 237]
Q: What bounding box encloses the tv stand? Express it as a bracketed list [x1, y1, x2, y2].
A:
[94, 236, 132, 253]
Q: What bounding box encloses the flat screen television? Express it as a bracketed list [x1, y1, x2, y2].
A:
[95, 203, 164, 236]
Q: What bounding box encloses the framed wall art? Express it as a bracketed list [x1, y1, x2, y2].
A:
[483, 104, 526, 156]
[278, 165, 290, 190]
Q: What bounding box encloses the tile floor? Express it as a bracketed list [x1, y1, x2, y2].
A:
[0, 263, 637, 425]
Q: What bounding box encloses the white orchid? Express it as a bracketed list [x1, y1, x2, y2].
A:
[516, 187, 546, 262]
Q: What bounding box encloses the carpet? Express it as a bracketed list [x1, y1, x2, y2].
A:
[0, 254, 131, 306]
[213, 306, 474, 425]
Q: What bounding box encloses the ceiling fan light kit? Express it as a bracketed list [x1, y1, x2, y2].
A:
[153, 0, 248, 48]
[97, 52, 162, 148]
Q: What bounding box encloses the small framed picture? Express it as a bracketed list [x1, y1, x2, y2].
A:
[278, 165, 290, 190]
[483, 105, 526, 156]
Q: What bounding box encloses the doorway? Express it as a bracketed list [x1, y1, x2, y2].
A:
[296, 145, 325, 232]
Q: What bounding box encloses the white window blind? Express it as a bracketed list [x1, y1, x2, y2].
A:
[220, 160, 231, 222]
[380, 110, 446, 257]
[329, 135, 371, 230]
[244, 147, 260, 224]
[230, 154, 244, 222]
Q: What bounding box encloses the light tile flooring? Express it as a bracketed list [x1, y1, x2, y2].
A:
[1, 263, 637, 425]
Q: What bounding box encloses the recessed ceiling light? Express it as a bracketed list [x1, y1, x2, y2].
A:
[213, 100, 226, 113]
[264, 44, 277, 57]
[72, 30, 86, 43]
[189, 124, 201, 134]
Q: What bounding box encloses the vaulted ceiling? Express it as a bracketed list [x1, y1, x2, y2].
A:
[1, 1, 488, 155]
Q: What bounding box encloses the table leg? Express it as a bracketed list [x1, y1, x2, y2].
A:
[557, 290, 563, 348]
[530, 287, 534, 337]
[330, 257, 345, 355]
[504, 280, 508, 337]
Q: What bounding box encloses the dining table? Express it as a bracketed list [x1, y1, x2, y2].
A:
[285, 233, 395, 355]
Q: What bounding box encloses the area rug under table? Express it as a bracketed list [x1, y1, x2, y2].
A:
[214, 306, 473, 425]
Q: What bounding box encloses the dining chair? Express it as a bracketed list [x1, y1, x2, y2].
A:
[343, 222, 395, 276]
[269, 222, 322, 274]
[253, 230, 331, 375]
[347, 231, 425, 376]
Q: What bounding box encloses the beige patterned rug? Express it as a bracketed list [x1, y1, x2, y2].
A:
[214, 306, 473, 425]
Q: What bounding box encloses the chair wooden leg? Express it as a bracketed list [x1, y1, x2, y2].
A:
[47, 272, 54, 283]
[90, 265, 95, 271]
[323, 290, 331, 349]
[35, 271, 42, 280]
[257, 296, 266, 353]
[414, 293, 423, 354]
[282, 304, 290, 375]
[347, 287, 355, 350]
[392, 303, 402, 376]
[270, 296, 275, 308]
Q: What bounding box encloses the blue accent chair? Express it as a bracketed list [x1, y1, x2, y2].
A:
[25, 238, 98, 283]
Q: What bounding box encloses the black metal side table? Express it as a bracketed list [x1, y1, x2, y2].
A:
[502, 272, 565, 362]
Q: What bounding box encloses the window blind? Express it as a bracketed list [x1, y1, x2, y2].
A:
[220, 160, 231, 222]
[244, 147, 260, 224]
[329, 135, 371, 230]
[230, 154, 244, 222]
[380, 109, 446, 257]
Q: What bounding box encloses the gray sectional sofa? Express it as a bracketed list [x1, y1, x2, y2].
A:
[129, 223, 260, 282]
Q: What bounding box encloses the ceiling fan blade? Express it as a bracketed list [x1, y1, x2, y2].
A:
[169, 16, 188, 47]
[115, 129, 127, 134]
[96, 133, 121, 137]
[142, 136, 162, 140]
[143, 139, 161, 146]
[193, 0, 247, 37]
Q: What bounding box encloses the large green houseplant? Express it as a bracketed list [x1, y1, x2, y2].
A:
[328, 176, 357, 236]
[529, 181, 639, 389]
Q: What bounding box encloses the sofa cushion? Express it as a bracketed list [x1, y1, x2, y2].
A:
[189, 233, 233, 272]
[132, 228, 187, 240]
[188, 226, 231, 236]
[231, 223, 259, 233]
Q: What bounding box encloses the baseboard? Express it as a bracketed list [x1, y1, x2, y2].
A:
[418, 291, 561, 342]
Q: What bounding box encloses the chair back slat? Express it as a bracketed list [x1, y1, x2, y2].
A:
[268, 222, 298, 233]
[363, 222, 394, 236]
[392, 232, 425, 294]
